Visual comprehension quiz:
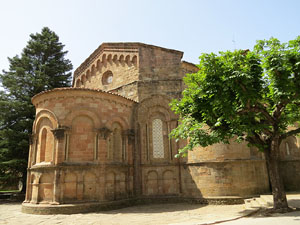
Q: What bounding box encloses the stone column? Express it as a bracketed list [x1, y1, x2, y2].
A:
[50, 127, 69, 204]
[125, 129, 135, 196]
[96, 127, 112, 162]
[134, 124, 142, 196]
[122, 129, 135, 196]
[122, 129, 135, 162]
[96, 127, 112, 200]
[30, 173, 41, 204]
[51, 126, 70, 164]
[51, 169, 61, 204]
[166, 121, 172, 161]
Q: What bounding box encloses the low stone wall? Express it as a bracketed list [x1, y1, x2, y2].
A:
[280, 159, 300, 191]
[181, 160, 270, 198]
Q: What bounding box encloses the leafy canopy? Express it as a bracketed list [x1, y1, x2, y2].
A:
[0, 27, 72, 188]
[170, 37, 300, 156]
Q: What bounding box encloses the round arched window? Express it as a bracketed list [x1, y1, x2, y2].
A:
[102, 70, 113, 85]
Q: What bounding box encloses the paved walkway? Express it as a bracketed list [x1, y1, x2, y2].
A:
[0, 194, 300, 225]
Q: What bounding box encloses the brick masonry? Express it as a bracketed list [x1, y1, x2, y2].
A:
[23, 42, 300, 214]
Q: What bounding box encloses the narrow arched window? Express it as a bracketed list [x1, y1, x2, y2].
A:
[40, 128, 47, 162]
[286, 142, 290, 156]
[152, 119, 164, 158]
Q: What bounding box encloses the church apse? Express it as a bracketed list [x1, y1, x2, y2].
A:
[23, 42, 300, 215]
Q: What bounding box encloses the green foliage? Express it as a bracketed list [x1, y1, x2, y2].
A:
[170, 36, 300, 156]
[0, 27, 73, 188]
[0, 159, 27, 187]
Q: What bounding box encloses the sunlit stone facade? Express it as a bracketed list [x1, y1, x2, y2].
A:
[22, 43, 300, 214]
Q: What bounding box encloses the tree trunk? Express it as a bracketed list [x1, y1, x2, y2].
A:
[264, 139, 289, 211]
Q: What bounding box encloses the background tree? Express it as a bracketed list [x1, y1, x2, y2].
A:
[170, 37, 300, 212]
[0, 27, 73, 191]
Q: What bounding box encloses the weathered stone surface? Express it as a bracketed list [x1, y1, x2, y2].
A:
[23, 42, 300, 214]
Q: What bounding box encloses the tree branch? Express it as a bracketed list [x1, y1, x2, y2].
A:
[246, 132, 265, 147]
[263, 128, 273, 137]
[280, 127, 300, 140]
[273, 94, 298, 119]
[237, 106, 276, 125]
[272, 99, 291, 119]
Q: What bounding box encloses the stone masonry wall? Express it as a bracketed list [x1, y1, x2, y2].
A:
[25, 88, 136, 204]
[23, 42, 300, 214]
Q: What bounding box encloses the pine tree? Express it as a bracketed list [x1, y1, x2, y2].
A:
[0, 27, 73, 191]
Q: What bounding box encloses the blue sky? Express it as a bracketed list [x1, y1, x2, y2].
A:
[0, 0, 300, 74]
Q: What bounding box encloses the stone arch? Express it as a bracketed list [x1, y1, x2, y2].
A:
[146, 170, 158, 195]
[105, 171, 115, 200]
[137, 95, 175, 124]
[86, 74, 91, 82]
[81, 74, 87, 84]
[91, 65, 96, 77]
[76, 79, 81, 87]
[148, 106, 171, 123]
[113, 54, 118, 63]
[162, 170, 177, 194]
[38, 173, 54, 203]
[35, 116, 55, 164]
[64, 172, 77, 201]
[132, 55, 137, 66]
[102, 54, 107, 63]
[65, 108, 101, 128]
[96, 59, 102, 71]
[83, 172, 97, 200]
[86, 71, 91, 82]
[69, 115, 95, 162]
[33, 109, 58, 132]
[136, 95, 178, 162]
[105, 116, 129, 130]
[86, 69, 91, 78]
[119, 55, 124, 65]
[125, 55, 130, 65]
[107, 54, 112, 63]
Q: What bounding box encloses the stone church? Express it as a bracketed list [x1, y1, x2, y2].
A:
[22, 43, 300, 214]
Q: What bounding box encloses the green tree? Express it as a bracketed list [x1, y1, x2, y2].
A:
[170, 37, 300, 212]
[0, 27, 72, 191]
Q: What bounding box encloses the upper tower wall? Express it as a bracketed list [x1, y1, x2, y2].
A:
[73, 43, 139, 100]
[72, 43, 192, 102]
